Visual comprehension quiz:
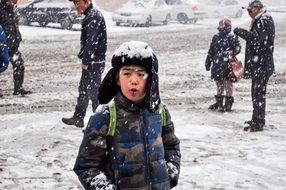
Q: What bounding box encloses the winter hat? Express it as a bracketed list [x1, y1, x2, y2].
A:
[242, 0, 264, 10]
[98, 41, 160, 112]
[218, 18, 231, 28]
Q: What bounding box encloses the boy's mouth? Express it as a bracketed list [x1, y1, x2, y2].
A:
[130, 88, 138, 95]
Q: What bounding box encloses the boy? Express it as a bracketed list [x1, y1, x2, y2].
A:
[62, 0, 107, 128]
[74, 41, 181, 189]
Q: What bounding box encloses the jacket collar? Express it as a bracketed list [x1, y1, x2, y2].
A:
[114, 92, 146, 113]
[83, 4, 93, 15]
[250, 9, 266, 30]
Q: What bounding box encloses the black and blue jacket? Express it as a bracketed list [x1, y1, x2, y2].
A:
[74, 92, 181, 190]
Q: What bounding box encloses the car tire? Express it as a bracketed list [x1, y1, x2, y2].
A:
[163, 14, 171, 25]
[116, 22, 120, 26]
[235, 10, 243, 18]
[189, 18, 198, 24]
[60, 16, 73, 30]
[145, 15, 152, 27]
[18, 15, 30, 25]
[177, 13, 188, 24]
[39, 21, 49, 27]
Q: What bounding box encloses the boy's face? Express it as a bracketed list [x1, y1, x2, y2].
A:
[72, 0, 90, 14]
[117, 65, 148, 104]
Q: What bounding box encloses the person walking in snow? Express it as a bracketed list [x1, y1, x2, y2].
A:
[73, 41, 181, 189]
[62, 0, 107, 128]
[0, 0, 32, 96]
[234, 0, 275, 132]
[205, 18, 241, 112]
[0, 25, 9, 97]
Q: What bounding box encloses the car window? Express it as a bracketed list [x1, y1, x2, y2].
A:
[165, 0, 182, 5]
[154, 0, 164, 7]
[223, 0, 238, 6]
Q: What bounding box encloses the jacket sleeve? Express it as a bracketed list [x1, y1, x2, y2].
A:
[73, 111, 110, 189]
[232, 35, 241, 56]
[161, 105, 181, 189]
[205, 35, 216, 70]
[82, 14, 105, 65]
[234, 17, 272, 44]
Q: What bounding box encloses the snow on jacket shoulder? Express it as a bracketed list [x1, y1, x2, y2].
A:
[74, 93, 181, 190]
[0, 26, 9, 73]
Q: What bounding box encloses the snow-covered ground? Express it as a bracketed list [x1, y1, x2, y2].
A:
[0, 6, 286, 190]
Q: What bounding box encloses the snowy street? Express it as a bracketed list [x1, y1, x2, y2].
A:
[1, 9, 286, 190]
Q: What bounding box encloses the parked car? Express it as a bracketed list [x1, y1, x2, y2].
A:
[112, 0, 172, 27]
[201, 0, 243, 18]
[16, 0, 82, 30]
[166, 0, 206, 24]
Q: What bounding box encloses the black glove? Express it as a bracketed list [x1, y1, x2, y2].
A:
[167, 162, 179, 188]
[233, 27, 240, 35]
[90, 172, 115, 190]
[206, 66, 210, 71]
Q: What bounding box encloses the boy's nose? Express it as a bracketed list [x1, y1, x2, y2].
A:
[129, 75, 138, 85]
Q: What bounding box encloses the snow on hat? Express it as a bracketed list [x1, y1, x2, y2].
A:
[111, 41, 158, 73]
[98, 41, 160, 112]
[242, 0, 264, 10]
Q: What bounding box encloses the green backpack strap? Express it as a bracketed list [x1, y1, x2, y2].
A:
[108, 102, 117, 136]
[160, 104, 167, 126]
[107, 103, 167, 136]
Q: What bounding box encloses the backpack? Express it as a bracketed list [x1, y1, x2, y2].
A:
[107, 102, 167, 136]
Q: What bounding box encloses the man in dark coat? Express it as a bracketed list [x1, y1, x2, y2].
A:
[62, 0, 107, 128]
[234, 0, 275, 132]
[0, 0, 31, 96]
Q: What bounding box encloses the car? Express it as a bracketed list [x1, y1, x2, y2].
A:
[165, 0, 207, 24]
[200, 0, 243, 18]
[16, 0, 83, 30]
[112, 0, 172, 27]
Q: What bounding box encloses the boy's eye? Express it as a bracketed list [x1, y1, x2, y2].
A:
[122, 72, 131, 76]
[138, 72, 147, 77]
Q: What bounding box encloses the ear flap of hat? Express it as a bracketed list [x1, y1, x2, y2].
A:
[146, 72, 161, 113]
[98, 68, 118, 104]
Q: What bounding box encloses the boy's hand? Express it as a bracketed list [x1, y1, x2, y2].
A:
[82, 64, 88, 70]
[167, 162, 179, 180]
[90, 172, 115, 190]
